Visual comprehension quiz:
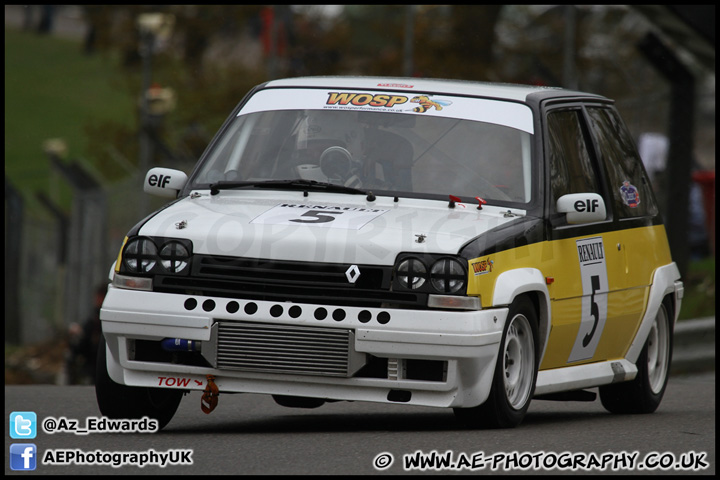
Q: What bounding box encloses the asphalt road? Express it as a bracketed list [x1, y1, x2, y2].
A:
[5, 371, 714, 475]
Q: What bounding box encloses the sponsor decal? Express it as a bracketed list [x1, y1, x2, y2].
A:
[576, 239, 605, 263]
[619, 180, 640, 208]
[471, 258, 494, 276]
[376, 83, 414, 88]
[147, 173, 173, 189]
[410, 95, 452, 113]
[573, 198, 601, 213]
[325, 92, 454, 115]
[157, 376, 203, 387]
[327, 92, 409, 108]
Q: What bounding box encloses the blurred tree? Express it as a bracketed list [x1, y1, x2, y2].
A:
[331, 5, 503, 79]
[289, 7, 347, 76]
[326, 5, 405, 75]
[492, 5, 670, 132]
[414, 5, 503, 80]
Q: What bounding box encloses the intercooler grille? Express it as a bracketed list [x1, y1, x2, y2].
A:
[216, 320, 356, 377]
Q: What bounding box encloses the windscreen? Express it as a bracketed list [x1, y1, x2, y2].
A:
[190, 88, 535, 204]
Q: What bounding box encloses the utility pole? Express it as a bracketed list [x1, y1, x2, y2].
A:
[563, 5, 578, 90]
[138, 22, 154, 215]
[404, 5, 415, 77]
[137, 13, 175, 214]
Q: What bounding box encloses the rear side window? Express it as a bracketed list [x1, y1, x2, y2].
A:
[586, 107, 658, 218]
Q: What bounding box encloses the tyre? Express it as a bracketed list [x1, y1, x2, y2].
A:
[95, 335, 183, 430]
[454, 296, 539, 428]
[599, 298, 673, 414]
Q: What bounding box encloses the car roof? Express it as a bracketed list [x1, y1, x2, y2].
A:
[263, 76, 607, 103]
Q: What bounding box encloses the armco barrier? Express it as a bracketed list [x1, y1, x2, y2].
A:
[671, 317, 715, 374]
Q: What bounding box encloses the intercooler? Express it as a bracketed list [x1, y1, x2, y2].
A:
[213, 320, 367, 377]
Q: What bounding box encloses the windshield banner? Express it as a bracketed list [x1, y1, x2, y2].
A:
[239, 89, 533, 133]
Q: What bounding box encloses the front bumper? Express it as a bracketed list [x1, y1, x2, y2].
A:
[100, 285, 508, 408]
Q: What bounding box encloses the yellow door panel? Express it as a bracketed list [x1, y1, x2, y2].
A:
[538, 297, 581, 369]
[621, 225, 673, 287]
[594, 287, 648, 360]
[539, 288, 647, 369]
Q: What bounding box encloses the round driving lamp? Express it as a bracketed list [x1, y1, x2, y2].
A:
[123, 238, 158, 273]
[397, 257, 427, 290]
[160, 241, 190, 273]
[430, 257, 466, 293]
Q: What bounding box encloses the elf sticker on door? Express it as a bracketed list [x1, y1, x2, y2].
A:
[251, 203, 388, 230]
[568, 236, 609, 363]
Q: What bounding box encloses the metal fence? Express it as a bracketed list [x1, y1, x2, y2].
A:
[5, 166, 167, 346]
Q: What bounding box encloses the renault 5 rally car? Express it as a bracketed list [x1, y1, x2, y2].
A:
[96, 76, 683, 429]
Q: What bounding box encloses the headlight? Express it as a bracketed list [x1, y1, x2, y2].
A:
[396, 257, 427, 289]
[120, 237, 192, 275]
[123, 237, 158, 273]
[393, 254, 468, 296]
[160, 241, 190, 273]
[430, 257, 465, 293]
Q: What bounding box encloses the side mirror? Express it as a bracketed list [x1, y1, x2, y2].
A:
[144, 167, 188, 198]
[556, 193, 607, 224]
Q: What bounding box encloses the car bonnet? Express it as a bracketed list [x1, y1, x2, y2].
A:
[135, 191, 525, 265]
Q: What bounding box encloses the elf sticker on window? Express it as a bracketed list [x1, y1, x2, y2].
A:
[251, 203, 388, 230]
[568, 236, 609, 363]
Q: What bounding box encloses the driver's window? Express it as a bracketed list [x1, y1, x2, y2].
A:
[547, 109, 602, 216]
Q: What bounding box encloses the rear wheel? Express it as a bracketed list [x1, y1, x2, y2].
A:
[599, 298, 673, 414]
[454, 297, 539, 428]
[95, 335, 183, 430]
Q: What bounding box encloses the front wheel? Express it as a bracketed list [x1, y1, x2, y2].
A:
[95, 335, 183, 430]
[599, 298, 673, 414]
[454, 297, 539, 428]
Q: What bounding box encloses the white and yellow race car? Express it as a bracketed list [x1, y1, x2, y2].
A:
[97, 76, 683, 429]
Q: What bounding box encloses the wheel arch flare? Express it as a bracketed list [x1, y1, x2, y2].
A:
[491, 268, 551, 365]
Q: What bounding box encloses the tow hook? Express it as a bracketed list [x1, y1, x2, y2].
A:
[201, 374, 219, 414]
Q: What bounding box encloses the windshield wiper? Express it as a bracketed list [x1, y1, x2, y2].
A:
[210, 179, 376, 200]
[209, 180, 257, 194]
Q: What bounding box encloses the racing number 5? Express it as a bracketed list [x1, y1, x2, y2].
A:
[289, 210, 343, 224]
[582, 275, 601, 347]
